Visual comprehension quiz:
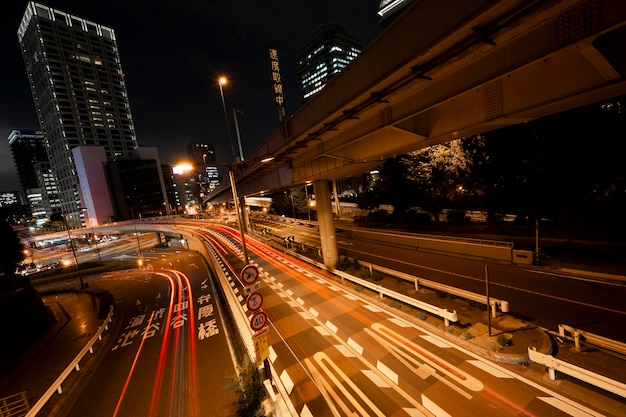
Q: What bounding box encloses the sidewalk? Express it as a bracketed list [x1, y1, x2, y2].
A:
[0, 289, 107, 409]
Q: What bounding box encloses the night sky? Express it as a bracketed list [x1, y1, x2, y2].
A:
[0, 1, 382, 191]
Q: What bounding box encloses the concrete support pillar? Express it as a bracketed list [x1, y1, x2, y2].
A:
[315, 179, 338, 267]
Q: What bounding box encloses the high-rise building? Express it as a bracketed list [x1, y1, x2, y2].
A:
[7, 129, 60, 221]
[378, 0, 416, 29]
[296, 23, 362, 103]
[186, 140, 221, 196]
[7, 130, 47, 193]
[18, 2, 138, 219]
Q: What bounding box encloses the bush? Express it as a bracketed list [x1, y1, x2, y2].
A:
[225, 357, 266, 417]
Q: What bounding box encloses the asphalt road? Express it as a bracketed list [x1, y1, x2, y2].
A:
[57, 250, 238, 417]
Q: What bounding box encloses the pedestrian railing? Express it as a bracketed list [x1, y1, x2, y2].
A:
[25, 305, 115, 417]
[0, 391, 29, 417]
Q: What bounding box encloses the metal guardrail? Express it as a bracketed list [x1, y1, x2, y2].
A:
[528, 347, 626, 398]
[558, 324, 626, 356]
[331, 267, 458, 326]
[358, 260, 509, 317]
[280, 245, 459, 326]
[25, 305, 115, 417]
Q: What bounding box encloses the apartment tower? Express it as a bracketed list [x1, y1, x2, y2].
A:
[18, 2, 137, 222]
[296, 23, 362, 103]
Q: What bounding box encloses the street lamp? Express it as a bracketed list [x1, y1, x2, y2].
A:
[218, 77, 237, 161]
[62, 214, 85, 290]
[173, 154, 274, 265]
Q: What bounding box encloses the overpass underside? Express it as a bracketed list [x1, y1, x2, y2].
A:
[214, 0, 626, 199]
[206, 0, 626, 266]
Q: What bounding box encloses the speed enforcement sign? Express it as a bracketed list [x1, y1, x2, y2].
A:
[240, 264, 259, 286]
[246, 291, 264, 312]
[249, 311, 268, 332]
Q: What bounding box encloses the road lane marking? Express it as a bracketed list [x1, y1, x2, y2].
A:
[280, 369, 294, 394]
[420, 335, 452, 349]
[334, 344, 355, 357]
[422, 394, 452, 417]
[377, 360, 399, 384]
[538, 397, 606, 417]
[325, 320, 338, 334]
[348, 337, 364, 355]
[362, 369, 392, 388]
[467, 359, 513, 378]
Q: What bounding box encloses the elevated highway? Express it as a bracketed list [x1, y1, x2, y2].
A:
[208, 0, 626, 201]
[206, 0, 626, 266]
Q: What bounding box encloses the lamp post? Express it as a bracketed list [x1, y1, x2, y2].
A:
[218, 77, 237, 161]
[62, 214, 85, 290]
[173, 154, 274, 265]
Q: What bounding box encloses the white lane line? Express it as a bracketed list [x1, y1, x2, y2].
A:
[348, 337, 364, 355]
[296, 297, 305, 305]
[325, 320, 339, 334]
[328, 285, 341, 291]
[538, 397, 606, 417]
[420, 334, 452, 349]
[422, 394, 451, 417]
[388, 317, 411, 327]
[300, 404, 314, 417]
[403, 408, 429, 417]
[286, 289, 293, 296]
[363, 304, 383, 313]
[334, 344, 355, 357]
[467, 359, 513, 378]
[377, 361, 398, 385]
[280, 369, 294, 395]
[309, 307, 319, 317]
[362, 370, 391, 388]
[315, 326, 331, 336]
[269, 345, 277, 363]
[287, 301, 299, 308]
[343, 293, 359, 300]
[298, 312, 313, 320]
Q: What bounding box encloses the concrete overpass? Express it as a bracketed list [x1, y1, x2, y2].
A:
[207, 0, 626, 266]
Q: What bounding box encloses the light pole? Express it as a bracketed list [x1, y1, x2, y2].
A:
[233, 108, 245, 162]
[173, 155, 274, 265]
[62, 214, 85, 290]
[218, 77, 237, 161]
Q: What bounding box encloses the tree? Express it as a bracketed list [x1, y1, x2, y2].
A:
[270, 187, 309, 219]
[402, 139, 473, 222]
[0, 209, 25, 282]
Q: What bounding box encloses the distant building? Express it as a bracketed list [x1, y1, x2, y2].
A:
[0, 191, 23, 208]
[186, 140, 221, 198]
[18, 2, 138, 221]
[296, 23, 362, 103]
[7, 129, 60, 221]
[378, 0, 416, 29]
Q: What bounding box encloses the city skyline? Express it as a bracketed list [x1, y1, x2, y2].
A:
[0, 1, 382, 191]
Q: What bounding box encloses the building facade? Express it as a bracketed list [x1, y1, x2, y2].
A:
[18, 2, 138, 220]
[7, 129, 60, 221]
[296, 23, 362, 103]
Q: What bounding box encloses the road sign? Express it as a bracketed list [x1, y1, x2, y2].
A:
[240, 264, 259, 286]
[249, 311, 268, 332]
[243, 281, 262, 296]
[253, 332, 269, 366]
[246, 291, 264, 312]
